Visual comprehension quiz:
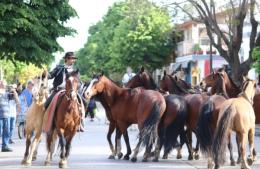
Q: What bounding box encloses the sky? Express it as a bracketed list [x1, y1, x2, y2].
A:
[52, 0, 118, 68]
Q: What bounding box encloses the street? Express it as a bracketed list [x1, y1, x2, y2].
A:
[1, 103, 260, 169]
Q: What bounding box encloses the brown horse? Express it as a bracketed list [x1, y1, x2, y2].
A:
[85, 72, 166, 162]
[126, 67, 192, 161]
[45, 70, 81, 168]
[160, 71, 209, 160]
[21, 71, 50, 166]
[212, 78, 256, 169]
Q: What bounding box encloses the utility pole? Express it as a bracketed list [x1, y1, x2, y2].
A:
[209, 0, 213, 73]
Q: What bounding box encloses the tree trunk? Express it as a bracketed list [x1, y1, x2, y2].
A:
[230, 59, 251, 87]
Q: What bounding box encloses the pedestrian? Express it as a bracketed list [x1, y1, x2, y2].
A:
[86, 98, 96, 122]
[8, 84, 21, 144]
[122, 67, 136, 87]
[0, 81, 18, 152]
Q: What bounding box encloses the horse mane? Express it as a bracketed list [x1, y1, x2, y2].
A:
[167, 75, 189, 95]
[213, 73, 229, 99]
[144, 71, 158, 90]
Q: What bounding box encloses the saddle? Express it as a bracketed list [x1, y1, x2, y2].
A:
[42, 91, 85, 133]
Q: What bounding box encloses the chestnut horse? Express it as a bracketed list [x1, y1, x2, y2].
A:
[126, 67, 192, 161]
[85, 73, 166, 162]
[45, 70, 81, 168]
[212, 78, 256, 169]
[160, 71, 209, 160]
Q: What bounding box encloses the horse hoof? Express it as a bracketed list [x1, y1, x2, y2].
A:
[23, 161, 31, 166]
[59, 162, 67, 168]
[230, 160, 236, 166]
[21, 159, 26, 165]
[247, 157, 254, 166]
[108, 155, 115, 159]
[176, 154, 182, 159]
[131, 157, 137, 163]
[194, 154, 200, 160]
[32, 156, 37, 161]
[44, 161, 50, 166]
[142, 158, 148, 162]
[123, 155, 130, 160]
[188, 155, 193, 160]
[152, 158, 159, 162]
[118, 152, 123, 159]
[162, 155, 168, 159]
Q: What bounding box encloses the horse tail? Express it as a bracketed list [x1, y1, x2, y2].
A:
[163, 100, 187, 155]
[196, 100, 214, 156]
[140, 102, 161, 148]
[212, 105, 233, 165]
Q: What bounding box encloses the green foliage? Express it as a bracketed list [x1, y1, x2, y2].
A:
[0, 60, 43, 84]
[76, 0, 175, 78]
[252, 47, 260, 73]
[0, 0, 77, 67]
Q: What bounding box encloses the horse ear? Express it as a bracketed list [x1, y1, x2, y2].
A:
[100, 70, 104, 76]
[174, 75, 178, 81]
[164, 70, 167, 76]
[140, 66, 144, 73]
[75, 69, 79, 74]
[242, 75, 247, 82]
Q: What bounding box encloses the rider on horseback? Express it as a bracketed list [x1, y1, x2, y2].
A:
[44, 52, 85, 132]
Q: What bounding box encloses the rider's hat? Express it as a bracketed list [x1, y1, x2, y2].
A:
[63, 52, 77, 60]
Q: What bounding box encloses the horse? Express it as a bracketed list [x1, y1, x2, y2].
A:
[201, 68, 260, 124]
[126, 67, 192, 161]
[160, 71, 209, 160]
[85, 72, 166, 162]
[21, 71, 50, 166]
[45, 70, 81, 168]
[212, 78, 256, 169]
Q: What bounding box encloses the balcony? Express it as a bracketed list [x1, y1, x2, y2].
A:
[177, 41, 193, 56]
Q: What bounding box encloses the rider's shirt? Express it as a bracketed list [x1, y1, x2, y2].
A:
[58, 65, 74, 89]
[122, 73, 136, 85]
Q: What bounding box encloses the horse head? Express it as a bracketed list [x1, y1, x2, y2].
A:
[65, 69, 80, 101]
[126, 66, 157, 90]
[241, 77, 256, 104]
[160, 71, 172, 92]
[85, 72, 105, 99]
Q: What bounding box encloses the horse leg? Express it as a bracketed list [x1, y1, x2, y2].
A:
[25, 132, 42, 165]
[115, 127, 123, 159]
[123, 126, 132, 160]
[236, 134, 241, 164]
[208, 156, 214, 169]
[186, 128, 194, 160]
[58, 132, 67, 169]
[153, 125, 164, 162]
[32, 137, 41, 161]
[131, 137, 142, 162]
[194, 137, 200, 160]
[142, 143, 153, 162]
[45, 130, 55, 166]
[107, 122, 116, 159]
[21, 131, 32, 165]
[247, 128, 256, 166]
[240, 133, 250, 169]
[227, 134, 236, 166]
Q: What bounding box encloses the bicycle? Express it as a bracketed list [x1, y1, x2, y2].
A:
[16, 114, 26, 139]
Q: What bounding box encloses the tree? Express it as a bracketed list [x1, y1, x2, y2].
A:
[76, 0, 175, 79]
[0, 60, 43, 84]
[0, 0, 77, 66]
[168, 0, 259, 85]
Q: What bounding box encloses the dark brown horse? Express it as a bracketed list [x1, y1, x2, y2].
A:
[160, 71, 209, 160]
[45, 70, 81, 168]
[126, 67, 192, 161]
[85, 73, 166, 162]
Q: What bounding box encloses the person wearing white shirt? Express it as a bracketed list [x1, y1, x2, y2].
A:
[122, 67, 136, 86]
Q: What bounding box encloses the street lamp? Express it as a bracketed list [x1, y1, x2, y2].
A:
[209, 0, 213, 73]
